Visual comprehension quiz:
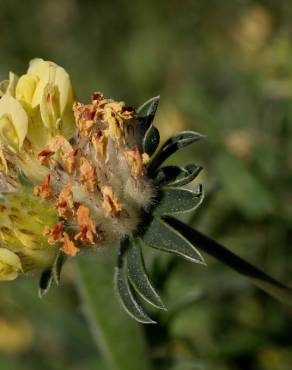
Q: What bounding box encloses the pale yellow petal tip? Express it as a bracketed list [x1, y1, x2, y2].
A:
[0, 248, 22, 281]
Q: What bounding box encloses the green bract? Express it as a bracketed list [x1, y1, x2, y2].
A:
[111, 96, 292, 323]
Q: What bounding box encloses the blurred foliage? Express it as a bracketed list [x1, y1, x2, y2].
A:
[0, 0, 292, 369]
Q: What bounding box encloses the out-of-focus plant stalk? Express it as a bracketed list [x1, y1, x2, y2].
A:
[75, 250, 151, 370]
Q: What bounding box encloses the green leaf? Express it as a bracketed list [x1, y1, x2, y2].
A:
[154, 164, 203, 187]
[154, 185, 204, 215]
[127, 238, 166, 310]
[164, 216, 292, 308]
[18, 169, 33, 188]
[52, 252, 66, 286]
[115, 242, 156, 324]
[39, 268, 53, 298]
[137, 95, 160, 121]
[142, 217, 205, 265]
[142, 125, 160, 156]
[75, 250, 151, 370]
[148, 131, 205, 173]
[136, 96, 160, 156]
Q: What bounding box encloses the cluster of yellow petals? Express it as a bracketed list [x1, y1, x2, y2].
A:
[0, 58, 75, 153]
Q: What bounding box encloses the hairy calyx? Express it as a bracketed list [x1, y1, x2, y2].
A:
[32, 92, 154, 256]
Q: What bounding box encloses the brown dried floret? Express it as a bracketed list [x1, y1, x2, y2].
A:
[33, 175, 54, 199]
[74, 205, 98, 244]
[79, 156, 97, 192]
[38, 149, 55, 166]
[60, 232, 80, 256]
[62, 149, 78, 174]
[102, 186, 122, 217]
[91, 130, 108, 159]
[73, 102, 96, 137]
[124, 146, 150, 178]
[43, 221, 64, 245]
[56, 181, 75, 219]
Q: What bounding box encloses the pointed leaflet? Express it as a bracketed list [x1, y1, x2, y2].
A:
[154, 164, 203, 187]
[114, 240, 156, 324]
[39, 252, 66, 296]
[127, 238, 166, 310]
[39, 268, 53, 298]
[154, 185, 204, 215]
[143, 125, 160, 156]
[164, 215, 292, 308]
[136, 96, 160, 156]
[147, 131, 205, 174]
[137, 96, 160, 125]
[52, 252, 66, 285]
[142, 217, 205, 265]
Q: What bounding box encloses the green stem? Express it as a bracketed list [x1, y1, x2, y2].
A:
[75, 250, 152, 370]
[164, 216, 292, 307]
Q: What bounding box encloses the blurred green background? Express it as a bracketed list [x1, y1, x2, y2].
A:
[0, 0, 292, 369]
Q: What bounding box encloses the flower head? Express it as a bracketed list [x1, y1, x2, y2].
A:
[0, 60, 205, 322]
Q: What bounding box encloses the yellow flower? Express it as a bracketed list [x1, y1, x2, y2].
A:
[0, 95, 28, 151]
[0, 248, 22, 281]
[0, 58, 75, 151]
[25, 58, 75, 137]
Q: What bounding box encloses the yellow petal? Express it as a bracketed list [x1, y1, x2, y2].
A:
[26, 109, 51, 151]
[15, 74, 39, 107]
[54, 66, 74, 114]
[0, 95, 28, 150]
[6, 72, 19, 97]
[0, 115, 19, 150]
[0, 248, 22, 281]
[28, 58, 73, 114]
[27, 58, 75, 139]
[40, 83, 61, 131]
[27, 58, 57, 77]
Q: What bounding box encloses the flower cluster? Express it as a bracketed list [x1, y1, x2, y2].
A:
[0, 59, 207, 323]
[0, 59, 155, 281]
